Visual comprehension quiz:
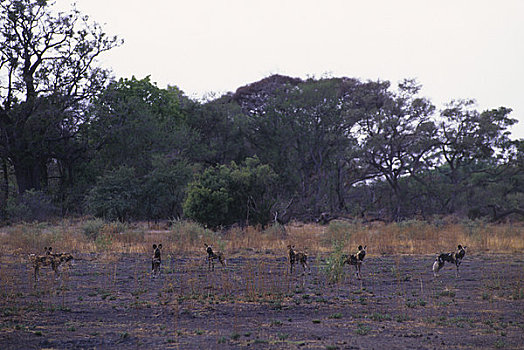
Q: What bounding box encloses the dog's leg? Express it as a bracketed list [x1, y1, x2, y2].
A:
[53, 264, 61, 280]
[432, 260, 439, 277]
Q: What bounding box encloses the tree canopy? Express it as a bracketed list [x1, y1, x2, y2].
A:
[0, 1, 522, 225]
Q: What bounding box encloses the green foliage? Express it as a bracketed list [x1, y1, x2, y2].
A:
[88, 77, 189, 173]
[86, 166, 139, 221]
[183, 157, 277, 229]
[138, 157, 192, 220]
[325, 220, 353, 244]
[169, 220, 208, 245]
[81, 219, 106, 240]
[95, 233, 113, 251]
[183, 167, 232, 229]
[0, 0, 120, 194]
[6, 190, 58, 222]
[85, 158, 191, 221]
[322, 240, 347, 284]
[243, 77, 363, 215]
[1, 55, 521, 225]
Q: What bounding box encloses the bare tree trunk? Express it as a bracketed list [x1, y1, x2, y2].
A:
[1, 159, 9, 214]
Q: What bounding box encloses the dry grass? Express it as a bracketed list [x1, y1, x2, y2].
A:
[0, 218, 522, 257]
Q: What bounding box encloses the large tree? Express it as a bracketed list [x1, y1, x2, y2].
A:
[352, 79, 437, 220]
[234, 75, 365, 217]
[87, 76, 189, 175]
[0, 0, 120, 194]
[435, 99, 517, 214]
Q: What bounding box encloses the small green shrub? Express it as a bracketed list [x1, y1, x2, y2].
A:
[82, 219, 106, 240]
[6, 190, 58, 222]
[325, 220, 353, 244]
[355, 323, 370, 335]
[370, 312, 391, 321]
[322, 240, 347, 284]
[170, 220, 206, 245]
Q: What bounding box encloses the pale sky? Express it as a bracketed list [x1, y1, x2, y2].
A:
[54, 0, 524, 139]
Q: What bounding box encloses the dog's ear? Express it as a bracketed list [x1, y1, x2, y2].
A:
[158, 244, 162, 249]
[204, 243, 208, 248]
[153, 244, 157, 249]
[463, 246, 467, 250]
[44, 246, 47, 251]
[457, 245, 461, 249]
[358, 245, 363, 250]
[48, 247, 52, 251]
[364, 245, 367, 250]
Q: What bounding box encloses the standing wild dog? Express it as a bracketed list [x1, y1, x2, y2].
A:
[287, 245, 310, 274]
[29, 246, 74, 281]
[432, 245, 467, 277]
[151, 244, 162, 277]
[204, 243, 226, 271]
[343, 245, 367, 279]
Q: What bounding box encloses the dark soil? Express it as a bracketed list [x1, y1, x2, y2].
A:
[1, 251, 523, 349]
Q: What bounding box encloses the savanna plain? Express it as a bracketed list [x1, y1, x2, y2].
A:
[0, 219, 523, 349]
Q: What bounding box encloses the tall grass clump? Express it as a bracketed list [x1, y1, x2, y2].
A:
[392, 219, 438, 253]
[322, 240, 347, 284]
[325, 220, 353, 246]
[169, 220, 210, 251]
[103, 220, 128, 234]
[0, 222, 53, 252]
[81, 218, 106, 240]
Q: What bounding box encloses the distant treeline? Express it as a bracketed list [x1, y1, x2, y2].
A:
[1, 1, 522, 226]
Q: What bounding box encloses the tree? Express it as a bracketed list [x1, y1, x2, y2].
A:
[87, 76, 189, 175]
[235, 75, 363, 217]
[138, 157, 192, 221]
[353, 79, 437, 220]
[183, 157, 277, 229]
[184, 94, 251, 166]
[0, 0, 120, 194]
[435, 100, 516, 214]
[85, 165, 139, 221]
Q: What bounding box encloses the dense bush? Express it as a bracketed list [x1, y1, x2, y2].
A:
[85, 166, 140, 221]
[6, 190, 58, 222]
[85, 160, 191, 221]
[183, 157, 277, 229]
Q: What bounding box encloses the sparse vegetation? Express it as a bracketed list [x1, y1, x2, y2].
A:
[0, 220, 522, 349]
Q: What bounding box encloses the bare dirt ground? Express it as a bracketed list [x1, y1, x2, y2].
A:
[1, 251, 523, 349]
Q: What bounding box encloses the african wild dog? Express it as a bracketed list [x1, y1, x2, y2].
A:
[151, 244, 162, 277]
[204, 243, 226, 271]
[432, 245, 467, 277]
[343, 245, 367, 279]
[29, 246, 74, 281]
[287, 245, 310, 274]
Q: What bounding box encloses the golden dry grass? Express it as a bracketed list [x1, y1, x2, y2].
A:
[0, 218, 522, 257]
